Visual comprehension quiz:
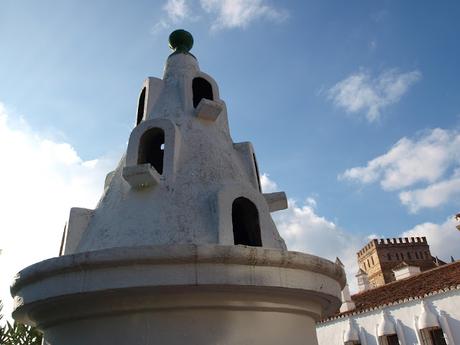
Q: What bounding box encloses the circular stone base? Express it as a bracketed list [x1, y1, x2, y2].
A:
[12, 244, 345, 345]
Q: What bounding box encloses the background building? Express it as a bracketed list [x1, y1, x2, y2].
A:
[357, 237, 441, 288]
[317, 261, 460, 345]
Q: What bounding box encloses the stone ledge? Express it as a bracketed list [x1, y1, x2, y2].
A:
[122, 164, 161, 189]
[12, 244, 346, 295]
[195, 99, 223, 121]
[12, 250, 345, 331]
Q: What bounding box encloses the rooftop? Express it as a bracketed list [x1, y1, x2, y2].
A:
[320, 260, 460, 322]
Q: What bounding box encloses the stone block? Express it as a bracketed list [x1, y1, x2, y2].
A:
[63, 208, 94, 255]
[195, 98, 223, 121]
[122, 163, 160, 189]
[263, 192, 288, 212]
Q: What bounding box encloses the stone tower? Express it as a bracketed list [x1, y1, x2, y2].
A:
[357, 237, 436, 288]
[11, 30, 345, 345]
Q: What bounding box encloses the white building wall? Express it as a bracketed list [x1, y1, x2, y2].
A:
[317, 289, 460, 345]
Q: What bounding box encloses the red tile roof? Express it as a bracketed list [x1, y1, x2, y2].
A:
[323, 261, 460, 321]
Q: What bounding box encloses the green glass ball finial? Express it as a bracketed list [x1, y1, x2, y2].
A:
[168, 29, 194, 54]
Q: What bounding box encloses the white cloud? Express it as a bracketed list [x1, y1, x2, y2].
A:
[152, 0, 287, 33]
[152, 0, 191, 34]
[270, 170, 460, 292]
[164, 0, 190, 22]
[273, 197, 366, 292]
[261, 173, 367, 291]
[328, 69, 421, 122]
[0, 103, 116, 321]
[399, 173, 460, 213]
[340, 128, 460, 212]
[402, 216, 460, 262]
[200, 0, 288, 31]
[260, 172, 278, 193]
[341, 129, 457, 190]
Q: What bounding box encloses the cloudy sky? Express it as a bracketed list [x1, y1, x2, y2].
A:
[1, 0, 460, 318]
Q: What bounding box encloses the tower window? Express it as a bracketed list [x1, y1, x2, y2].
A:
[192, 77, 213, 107]
[387, 253, 391, 261]
[380, 334, 399, 345]
[232, 197, 262, 247]
[420, 327, 447, 345]
[428, 328, 447, 345]
[415, 252, 419, 259]
[138, 127, 165, 174]
[137, 87, 146, 125]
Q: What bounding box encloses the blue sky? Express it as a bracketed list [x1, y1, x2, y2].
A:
[1, 0, 460, 313]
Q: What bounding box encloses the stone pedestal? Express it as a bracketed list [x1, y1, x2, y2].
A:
[12, 245, 345, 345]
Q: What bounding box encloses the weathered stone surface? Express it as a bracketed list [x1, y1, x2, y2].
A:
[13, 245, 344, 345]
[122, 163, 161, 189]
[11, 31, 345, 345]
[264, 192, 288, 212]
[195, 98, 223, 121]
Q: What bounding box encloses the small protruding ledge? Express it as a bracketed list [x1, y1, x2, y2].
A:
[62, 207, 94, 255]
[264, 192, 288, 212]
[104, 171, 115, 189]
[122, 164, 160, 189]
[195, 98, 223, 121]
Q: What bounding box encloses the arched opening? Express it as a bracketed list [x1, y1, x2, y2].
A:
[138, 127, 165, 174]
[136, 87, 146, 125]
[192, 77, 213, 107]
[232, 197, 262, 247]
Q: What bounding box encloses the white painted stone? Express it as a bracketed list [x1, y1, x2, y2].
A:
[343, 318, 360, 343]
[377, 310, 396, 336]
[11, 34, 345, 345]
[70, 50, 291, 252]
[393, 263, 421, 280]
[264, 192, 288, 212]
[194, 98, 223, 121]
[137, 77, 164, 123]
[340, 283, 356, 313]
[233, 141, 261, 191]
[125, 118, 181, 176]
[12, 245, 345, 345]
[104, 170, 115, 189]
[395, 319, 407, 345]
[62, 207, 93, 255]
[356, 268, 370, 292]
[317, 290, 460, 345]
[122, 163, 161, 189]
[417, 300, 439, 329]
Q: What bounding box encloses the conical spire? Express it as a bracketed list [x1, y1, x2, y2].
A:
[60, 30, 288, 254]
[11, 31, 346, 345]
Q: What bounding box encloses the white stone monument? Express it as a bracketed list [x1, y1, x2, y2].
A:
[11, 30, 345, 345]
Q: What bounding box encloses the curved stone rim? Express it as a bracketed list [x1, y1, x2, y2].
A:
[11, 244, 346, 295]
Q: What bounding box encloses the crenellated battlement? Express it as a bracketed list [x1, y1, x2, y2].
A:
[356, 235, 436, 288]
[357, 236, 428, 257]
